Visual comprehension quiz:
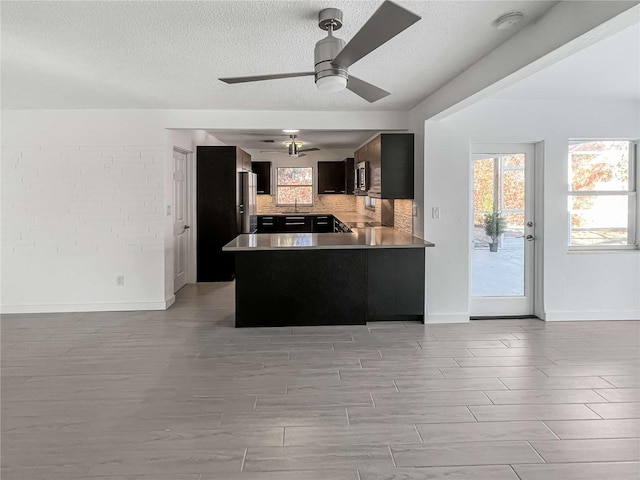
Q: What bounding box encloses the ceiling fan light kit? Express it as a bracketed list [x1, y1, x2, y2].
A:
[218, 1, 420, 103]
[314, 9, 348, 92]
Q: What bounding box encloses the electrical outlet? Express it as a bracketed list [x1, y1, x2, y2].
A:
[432, 207, 440, 219]
[116, 275, 124, 286]
[166, 205, 172, 216]
[412, 205, 418, 217]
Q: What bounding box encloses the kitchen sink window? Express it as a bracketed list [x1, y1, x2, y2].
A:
[277, 167, 314, 206]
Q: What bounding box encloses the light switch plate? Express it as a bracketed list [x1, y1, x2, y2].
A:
[432, 207, 440, 219]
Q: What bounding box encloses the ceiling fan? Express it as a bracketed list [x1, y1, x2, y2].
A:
[219, 1, 421, 103]
[261, 134, 320, 157]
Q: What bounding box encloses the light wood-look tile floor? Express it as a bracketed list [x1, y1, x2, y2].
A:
[2, 283, 639, 479]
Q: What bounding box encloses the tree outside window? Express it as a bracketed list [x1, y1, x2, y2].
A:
[276, 167, 313, 205]
[568, 140, 637, 248]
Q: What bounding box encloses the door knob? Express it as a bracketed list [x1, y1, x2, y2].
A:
[525, 234, 534, 241]
[184, 225, 190, 230]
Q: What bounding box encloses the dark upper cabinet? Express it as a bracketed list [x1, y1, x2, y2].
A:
[318, 158, 354, 195]
[237, 148, 251, 172]
[359, 134, 414, 199]
[197, 146, 251, 282]
[252, 161, 271, 195]
[345, 157, 355, 195]
[318, 161, 346, 194]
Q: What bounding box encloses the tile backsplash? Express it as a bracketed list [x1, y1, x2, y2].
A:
[393, 199, 414, 235]
[355, 196, 381, 222]
[258, 193, 413, 235]
[257, 194, 356, 214]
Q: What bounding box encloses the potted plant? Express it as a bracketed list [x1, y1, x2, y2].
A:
[483, 211, 505, 252]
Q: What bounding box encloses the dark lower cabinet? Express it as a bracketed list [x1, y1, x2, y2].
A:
[257, 215, 277, 233]
[312, 215, 334, 233]
[367, 248, 425, 321]
[256, 215, 347, 233]
[235, 250, 367, 327]
[232, 246, 425, 327]
[278, 215, 313, 232]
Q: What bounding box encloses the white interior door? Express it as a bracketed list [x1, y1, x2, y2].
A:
[470, 143, 535, 317]
[173, 149, 189, 293]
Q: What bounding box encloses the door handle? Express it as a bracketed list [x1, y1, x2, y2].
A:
[525, 234, 534, 241]
[183, 225, 190, 231]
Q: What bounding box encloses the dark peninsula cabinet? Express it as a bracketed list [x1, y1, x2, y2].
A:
[197, 146, 250, 282]
[251, 161, 271, 194]
[357, 134, 414, 199]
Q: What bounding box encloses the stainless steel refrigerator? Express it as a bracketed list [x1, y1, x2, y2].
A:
[240, 172, 257, 234]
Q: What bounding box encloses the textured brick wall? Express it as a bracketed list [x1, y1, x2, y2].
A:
[1, 145, 164, 256]
[257, 194, 356, 214]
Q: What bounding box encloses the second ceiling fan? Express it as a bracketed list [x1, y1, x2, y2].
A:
[219, 1, 421, 103]
[261, 134, 319, 157]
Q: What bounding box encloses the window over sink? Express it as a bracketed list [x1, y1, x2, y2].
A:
[276, 167, 313, 206]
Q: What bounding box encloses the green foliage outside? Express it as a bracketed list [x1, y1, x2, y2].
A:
[483, 211, 506, 244]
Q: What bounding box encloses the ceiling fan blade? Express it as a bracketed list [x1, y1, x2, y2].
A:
[346, 76, 390, 103]
[299, 147, 320, 153]
[332, 1, 420, 69]
[219, 72, 314, 84]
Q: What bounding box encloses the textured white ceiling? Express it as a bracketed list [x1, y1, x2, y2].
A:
[2, 0, 558, 110]
[492, 21, 640, 101]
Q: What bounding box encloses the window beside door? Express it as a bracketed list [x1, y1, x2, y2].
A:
[276, 167, 313, 206]
[568, 140, 638, 249]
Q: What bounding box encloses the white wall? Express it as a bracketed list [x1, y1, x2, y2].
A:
[1, 109, 406, 313]
[1, 110, 166, 312]
[416, 98, 640, 322]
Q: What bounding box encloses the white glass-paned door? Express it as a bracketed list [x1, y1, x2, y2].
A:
[470, 144, 535, 317]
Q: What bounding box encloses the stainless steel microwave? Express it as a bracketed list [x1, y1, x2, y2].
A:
[356, 161, 367, 191]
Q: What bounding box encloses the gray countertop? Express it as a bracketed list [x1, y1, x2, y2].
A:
[223, 227, 434, 251]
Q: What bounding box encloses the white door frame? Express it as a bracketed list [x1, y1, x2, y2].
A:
[469, 143, 536, 317]
[173, 147, 192, 293]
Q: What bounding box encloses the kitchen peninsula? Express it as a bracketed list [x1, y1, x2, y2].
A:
[223, 217, 434, 327]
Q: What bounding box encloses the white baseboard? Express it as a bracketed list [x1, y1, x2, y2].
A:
[425, 313, 469, 324]
[164, 295, 176, 309]
[544, 310, 640, 321]
[1, 301, 168, 314]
